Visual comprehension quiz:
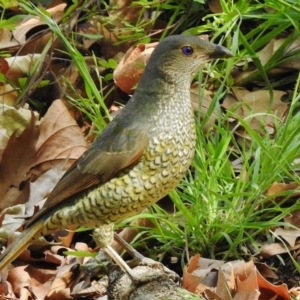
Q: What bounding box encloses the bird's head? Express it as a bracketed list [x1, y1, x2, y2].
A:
[144, 35, 232, 83]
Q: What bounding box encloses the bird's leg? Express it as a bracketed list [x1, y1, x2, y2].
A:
[113, 232, 180, 281]
[113, 232, 156, 266]
[93, 225, 179, 283]
[93, 225, 148, 283]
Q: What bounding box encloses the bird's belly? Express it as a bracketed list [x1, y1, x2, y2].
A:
[42, 131, 195, 234]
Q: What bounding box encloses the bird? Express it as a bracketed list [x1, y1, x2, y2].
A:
[0, 35, 232, 280]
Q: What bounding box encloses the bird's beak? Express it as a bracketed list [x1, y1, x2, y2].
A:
[209, 45, 233, 59]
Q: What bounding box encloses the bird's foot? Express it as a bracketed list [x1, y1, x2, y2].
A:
[112, 232, 180, 283]
[127, 255, 180, 283]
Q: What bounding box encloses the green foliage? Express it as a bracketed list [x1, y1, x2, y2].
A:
[20, 1, 110, 131]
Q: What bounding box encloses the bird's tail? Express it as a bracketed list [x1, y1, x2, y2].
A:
[0, 221, 44, 271]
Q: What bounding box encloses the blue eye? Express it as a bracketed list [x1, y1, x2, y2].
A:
[181, 46, 194, 56]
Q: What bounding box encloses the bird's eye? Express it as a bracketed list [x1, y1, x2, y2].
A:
[181, 46, 194, 56]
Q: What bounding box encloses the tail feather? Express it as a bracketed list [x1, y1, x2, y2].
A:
[0, 222, 44, 271]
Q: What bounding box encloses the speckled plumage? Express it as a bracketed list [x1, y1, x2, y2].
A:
[0, 34, 232, 270]
[44, 82, 195, 234]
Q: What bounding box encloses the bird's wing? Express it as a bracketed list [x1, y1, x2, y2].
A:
[26, 120, 149, 226]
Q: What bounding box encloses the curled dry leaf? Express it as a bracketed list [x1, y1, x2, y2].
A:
[183, 255, 291, 299]
[33, 99, 87, 177]
[113, 42, 158, 94]
[11, 3, 67, 47]
[256, 269, 291, 300]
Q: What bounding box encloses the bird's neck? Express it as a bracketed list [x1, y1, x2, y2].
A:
[132, 76, 194, 125]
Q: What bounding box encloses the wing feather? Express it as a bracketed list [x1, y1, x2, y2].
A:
[26, 119, 149, 226]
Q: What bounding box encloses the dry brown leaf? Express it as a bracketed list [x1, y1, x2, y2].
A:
[34, 99, 87, 176]
[233, 37, 300, 84]
[57, 225, 77, 248]
[242, 90, 288, 121]
[25, 265, 56, 300]
[27, 165, 65, 216]
[46, 263, 79, 299]
[0, 280, 14, 299]
[0, 84, 18, 106]
[18, 248, 65, 266]
[222, 93, 244, 117]
[257, 269, 291, 300]
[205, 289, 225, 300]
[3, 54, 44, 85]
[0, 28, 20, 50]
[0, 57, 9, 76]
[235, 268, 260, 300]
[113, 42, 158, 94]
[260, 241, 300, 258]
[259, 227, 300, 258]
[266, 182, 299, 197]
[182, 254, 204, 292]
[0, 112, 38, 211]
[289, 287, 300, 297]
[285, 210, 300, 228]
[182, 254, 225, 292]
[7, 266, 31, 297]
[273, 227, 300, 247]
[11, 3, 66, 46]
[223, 88, 289, 135]
[255, 262, 278, 280]
[215, 267, 234, 300]
[208, 0, 223, 13]
[233, 40, 275, 84]
[0, 105, 38, 147]
[271, 37, 300, 73]
[183, 256, 291, 299]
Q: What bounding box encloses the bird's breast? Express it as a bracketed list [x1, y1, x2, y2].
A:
[42, 92, 196, 233]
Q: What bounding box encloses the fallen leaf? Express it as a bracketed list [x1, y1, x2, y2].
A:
[273, 227, 300, 247]
[113, 42, 158, 94]
[34, 99, 87, 176]
[257, 268, 291, 300]
[235, 267, 260, 300]
[0, 112, 38, 211]
[8, 266, 31, 297]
